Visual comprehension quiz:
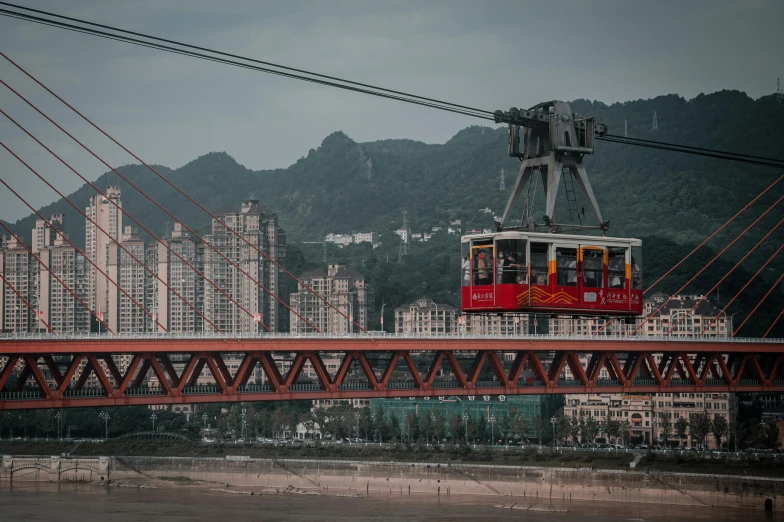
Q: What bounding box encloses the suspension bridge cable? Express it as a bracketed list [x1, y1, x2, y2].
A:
[0, 221, 114, 335]
[0, 272, 54, 334]
[664, 216, 783, 336]
[1, 52, 369, 336]
[0, 108, 223, 333]
[0, 80, 292, 333]
[630, 194, 783, 336]
[0, 154, 167, 332]
[0, 81, 278, 333]
[763, 306, 784, 339]
[703, 244, 784, 337]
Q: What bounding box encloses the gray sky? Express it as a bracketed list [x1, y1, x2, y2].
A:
[1, 0, 781, 222]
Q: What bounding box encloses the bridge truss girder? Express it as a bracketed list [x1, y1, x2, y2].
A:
[1, 341, 782, 410]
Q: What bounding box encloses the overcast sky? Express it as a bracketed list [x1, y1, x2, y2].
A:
[1, 0, 781, 222]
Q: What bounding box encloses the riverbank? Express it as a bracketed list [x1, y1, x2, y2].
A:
[2, 439, 783, 477]
[1, 454, 781, 512]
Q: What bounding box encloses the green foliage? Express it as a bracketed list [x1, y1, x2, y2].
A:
[8, 92, 784, 336]
[710, 415, 729, 448]
[689, 413, 712, 448]
[674, 417, 689, 445]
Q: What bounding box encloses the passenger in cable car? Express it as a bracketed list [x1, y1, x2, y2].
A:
[609, 256, 624, 288]
[496, 251, 505, 283]
[462, 257, 470, 284]
[502, 253, 524, 284]
[476, 251, 491, 285]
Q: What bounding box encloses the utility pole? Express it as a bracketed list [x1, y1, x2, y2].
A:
[652, 111, 658, 131]
[499, 168, 505, 191]
[398, 210, 410, 263]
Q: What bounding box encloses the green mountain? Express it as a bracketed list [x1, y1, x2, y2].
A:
[6, 90, 784, 336]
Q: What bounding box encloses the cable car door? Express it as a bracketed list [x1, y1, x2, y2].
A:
[469, 243, 495, 308]
[579, 246, 607, 311]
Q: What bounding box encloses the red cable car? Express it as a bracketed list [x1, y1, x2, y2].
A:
[460, 101, 643, 317]
[460, 231, 642, 316]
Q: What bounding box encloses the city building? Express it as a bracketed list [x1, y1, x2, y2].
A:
[394, 298, 456, 335]
[289, 263, 374, 334]
[108, 226, 158, 333]
[456, 314, 529, 336]
[563, 392, 737, 449]
[0, 236, 38, 332]
[203, 200, 285, 333]
[37, 232, 90, 333]
[32, 214, 64, 254]
[156, 223, 205, 333]
[85, 186, 123, 324]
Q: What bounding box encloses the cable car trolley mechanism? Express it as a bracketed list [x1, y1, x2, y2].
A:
[460, 101, 643, 317]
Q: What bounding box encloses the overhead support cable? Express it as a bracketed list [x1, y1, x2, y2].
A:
[763, 306, 784, 339]
[702, 244, 783, 337]
[0, 110, 223, 333]
[1, 52, 364, 335]
[0, 272, 54, 334]
[630, 195, 783, 336]
[602, 134, 784, 166]
[597, 136, 784, 169]
[0, 222, 113, 335]
[0, 157, 166, 332]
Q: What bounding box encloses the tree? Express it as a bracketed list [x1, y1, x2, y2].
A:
[447, 413, 463, 444]
[509, 413, 531, 443]
[581, 416, 600, 446]
[605, 418, 621, 444]
[388, 412, 401, 442]
[555, 415, 572, 444]
[659, 414, 672, 447]
[674, 417, 689, 447]
[373, 406, 389, 442]
[533, 414, 545, 444]
[419, 411, 433, 444]
[689, 413, 712, 450]
[619, 420, 631, 446]
[432, 410, 446, 444]
[710, 415, 729, 449]
[761, 423, 781, 449]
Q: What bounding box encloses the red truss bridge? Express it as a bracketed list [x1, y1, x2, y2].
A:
[0, 334, 782, 410]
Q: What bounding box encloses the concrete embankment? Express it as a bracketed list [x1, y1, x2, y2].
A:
[2, 455, 780, 511]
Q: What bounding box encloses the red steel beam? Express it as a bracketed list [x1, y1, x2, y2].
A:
[0, 338, 781, 355]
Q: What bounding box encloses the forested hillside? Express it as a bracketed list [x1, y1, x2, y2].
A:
[7, 91, 784, 336]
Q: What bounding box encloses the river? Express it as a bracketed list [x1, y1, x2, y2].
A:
[0, 483, 779, 521]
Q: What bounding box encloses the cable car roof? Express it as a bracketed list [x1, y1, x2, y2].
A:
[461, 230, 641, 246]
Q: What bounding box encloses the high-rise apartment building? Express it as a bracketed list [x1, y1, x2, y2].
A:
[156, 223, 204, 333]
[32, 214, 64, 254]
[108, 226, 158, 333]
[203, 200, 285, 333]
[0, 236, 38, 332]
[289, 263, 373, 333]
[37, 232, 90, 333]
[86, 186, 122, 323]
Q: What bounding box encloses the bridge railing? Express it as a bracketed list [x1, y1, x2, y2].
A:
[1, 331, 781, 343]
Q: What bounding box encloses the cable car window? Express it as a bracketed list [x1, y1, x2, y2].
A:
[496, 238, 526, 284]
[631, 245, 643, 290]
[556, 247, 577, 287]
[608, 247, 626, 289]
[530, 243, 548, 285]
[461, 242, 470, 287]
[582, 249, 605, 288]
[471, 245, 494, 286]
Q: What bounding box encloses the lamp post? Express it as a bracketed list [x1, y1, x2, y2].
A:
[380, 302, 387, 332]
[463, 413, 470, 445]
[550, 416, 557, 449]
[99, 411, 109, 440]
[241, 409, 247, 441]
[55, 412, 62, 440]
[490, 415, 496, 446]
[151, 413, 157, 432]
[202, 413, 208, 430]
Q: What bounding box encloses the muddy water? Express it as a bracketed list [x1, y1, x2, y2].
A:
[0, 483, 779, 521]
